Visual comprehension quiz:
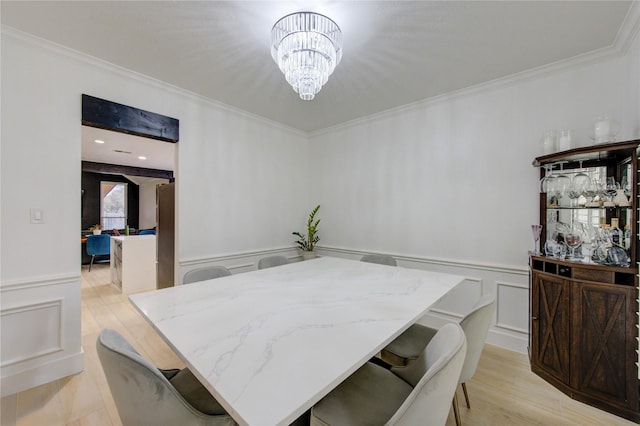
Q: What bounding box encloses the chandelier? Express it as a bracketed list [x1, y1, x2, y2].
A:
[271, 12, 343, 101]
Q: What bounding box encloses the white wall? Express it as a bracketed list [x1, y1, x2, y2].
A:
[310, 29, 640, 352]
[0, 28, 310, 396]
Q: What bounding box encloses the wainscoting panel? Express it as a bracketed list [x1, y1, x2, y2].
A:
[179, 247, 302, 284]
[1, 299, 62, 366]
[429, 277, 482, 320]
[0, 274, 83, 397]
[495, 281, 529, 334]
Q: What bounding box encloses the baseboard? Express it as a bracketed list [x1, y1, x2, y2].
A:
[1, 349, 84, 397]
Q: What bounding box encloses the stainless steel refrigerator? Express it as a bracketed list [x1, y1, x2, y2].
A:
[156, 182, 175, 289]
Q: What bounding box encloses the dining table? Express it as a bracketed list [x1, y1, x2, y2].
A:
[129, 256, 465, 426]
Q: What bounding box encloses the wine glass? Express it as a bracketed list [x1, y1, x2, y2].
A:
[621, 174, 631, 203]
[539, 164, 556, 194]
[565, 225, 584, 260]
[604, 177, 619, 206]
[567, 185, 581, 207]
[583, 178, 598, 206]
[571, 161, 592, 207]
[531, 225, 542, 255]
[553, 162, 571, 207]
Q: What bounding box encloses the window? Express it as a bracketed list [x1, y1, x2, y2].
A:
[101, 181, 127, 230]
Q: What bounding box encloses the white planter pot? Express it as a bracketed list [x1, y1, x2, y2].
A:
[92, 229, 102, 235]
[301, 251, 316, 261]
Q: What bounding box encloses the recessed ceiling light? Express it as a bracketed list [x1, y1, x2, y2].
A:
[94, 139, 105, 144]
[138, 156, 147, 160]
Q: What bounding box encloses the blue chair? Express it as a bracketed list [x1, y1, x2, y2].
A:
[86, 234, 111, 271]
[139, 229, 156, 235]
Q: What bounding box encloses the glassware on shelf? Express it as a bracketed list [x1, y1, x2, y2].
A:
[531, 225, 542, 255]
[541, 130, 557, 155]
[571, 161, 591, 207]
[583, 178, 599, 207]
[591, 226, 609, 263]
[564, 224, 585, 260]
[592, 114, 620, 144]
[545, 222, 568, 259]
[603, 177, 619, 207]
[593, 178, 607, 206]
[624, 224, 631, 250]
[621, 174, 631, 198]
[553, 162, 571, 207]
[582, 225, 598, 262]
[567, 184, 582, 207]
[610, 218, 623, 246]
[539, 164, 556, 194]
[606, 245, 630, 267]
[557, 130, 574, 151]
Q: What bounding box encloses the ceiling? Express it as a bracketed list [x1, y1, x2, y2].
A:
[1, 1, 633, 133]
[82, 126, 176, 172]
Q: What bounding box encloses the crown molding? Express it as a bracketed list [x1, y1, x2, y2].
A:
[4, 1, 639, 141]
[311, 3, 640, 138]
[1, 26, 308, 139]
[615, 0, 640, 54]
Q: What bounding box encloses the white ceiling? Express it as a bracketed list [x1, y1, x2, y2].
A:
[82, 126, 176, 172]
[1, 1, 633, 133]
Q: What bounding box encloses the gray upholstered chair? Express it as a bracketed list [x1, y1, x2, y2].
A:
[381, 294, 496, 425]
[183, 266, 231, 284]
[96, 329, 236, 426]
[258, 255, 289, 270]
[311, 323, 466, 426]
[360, 254, 397, 266]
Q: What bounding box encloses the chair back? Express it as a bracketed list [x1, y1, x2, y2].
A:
[86, 234, 110, 256]
[183, 266, 231, 284]
[388, 323, 466, 426]
[258, 255, 288, 269]
[139, 229, 156, 235]
[459, 294, 495, 383]
[360, 254, 397, 266]
[96, 329, 233, 426]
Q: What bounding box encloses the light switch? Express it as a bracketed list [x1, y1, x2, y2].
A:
[30, 208, 45, 224]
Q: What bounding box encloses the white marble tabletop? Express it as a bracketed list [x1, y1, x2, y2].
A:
[129, 256, 464, 426]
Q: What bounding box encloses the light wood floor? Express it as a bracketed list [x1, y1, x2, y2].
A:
[1, 263, 636, 426]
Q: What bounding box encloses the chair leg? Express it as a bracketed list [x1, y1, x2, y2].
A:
[452, 391, 461, 426]
[89, 255, 94, 272]
[462, 382, 470, 408]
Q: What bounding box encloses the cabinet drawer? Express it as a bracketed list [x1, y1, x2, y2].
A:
[572, 267, 613, 283]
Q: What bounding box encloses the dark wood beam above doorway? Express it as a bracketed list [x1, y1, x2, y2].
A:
[82, 94, 179, 143]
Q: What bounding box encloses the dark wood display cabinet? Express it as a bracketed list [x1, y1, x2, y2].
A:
[530, 140, 640, 422]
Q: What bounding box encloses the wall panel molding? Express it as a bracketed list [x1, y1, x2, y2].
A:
[179, 247, 302, 284]
[495, 281, 529, 335]
[0, 275, 82, 397]
[181, 246, 300, 267]
[1, 273, 80, 292]
[318, 246, 528, 276]
[1, 299, 63, 367]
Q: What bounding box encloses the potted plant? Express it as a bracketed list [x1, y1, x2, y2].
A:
[292, 205, 320, 260]
[89, 224, 102, 235]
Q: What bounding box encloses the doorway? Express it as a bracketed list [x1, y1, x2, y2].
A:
[81, 125, 177, 287]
